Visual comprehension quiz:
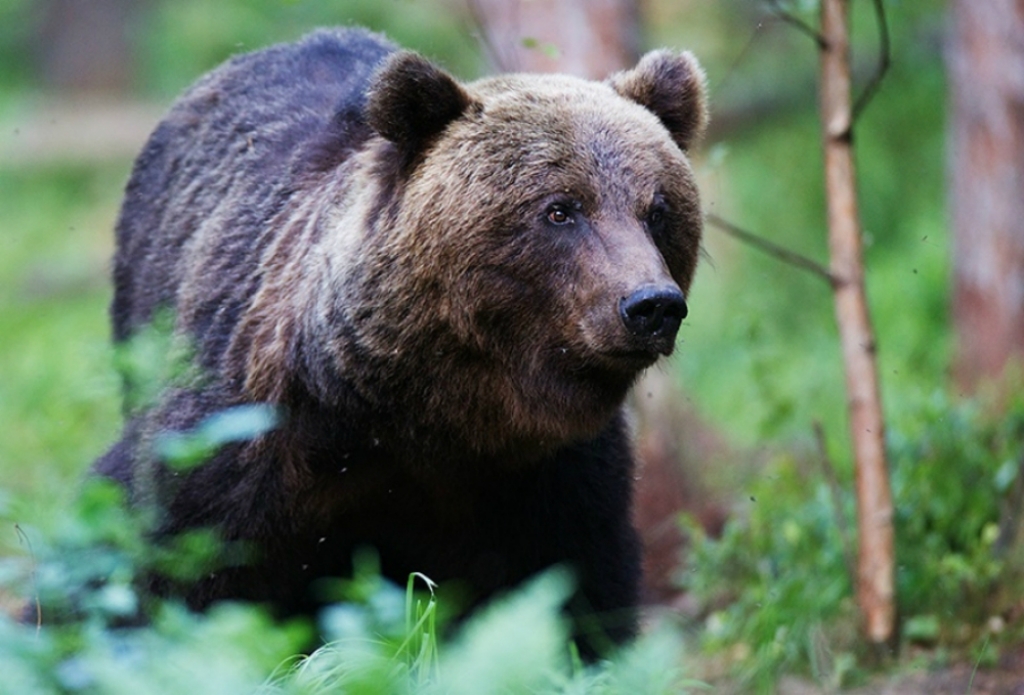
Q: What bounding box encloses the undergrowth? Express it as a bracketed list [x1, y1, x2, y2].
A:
[0, 408, 702, 695]
[682, 390, 1024, 691]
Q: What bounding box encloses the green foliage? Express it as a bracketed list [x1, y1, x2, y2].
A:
[1, 476, 702, 694]
[683, 391, 1024, 688]
[136, 0, 484, 97]
[682, 455, 857, 691]
[0, 165, 124, 551]
[0, 0, 484, 96]
[110, 309, 197, 418]
[891, 393, 1024, 636]
[6, 478, 225, 625]
[0, 603, 307, 695]
[157, 404, 280, 470]
[1, 475, 312, 694]
[0, 0, 989, 689]
[0, 370, 700, 692]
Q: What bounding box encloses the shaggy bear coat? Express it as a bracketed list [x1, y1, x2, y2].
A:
[95, 27, 707, 655]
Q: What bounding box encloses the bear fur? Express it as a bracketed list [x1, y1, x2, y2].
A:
[95, 28, 707, 655]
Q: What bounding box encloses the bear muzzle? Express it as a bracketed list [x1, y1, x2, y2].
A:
[618, 285, 687, 355]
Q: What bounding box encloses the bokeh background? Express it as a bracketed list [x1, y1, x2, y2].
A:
[7, 0, 1019, 689]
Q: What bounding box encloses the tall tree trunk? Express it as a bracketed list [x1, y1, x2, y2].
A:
[948, 1, 1024, 392]
[36, 0, 143, 95]
[468, 0, 640, 78]
[819, 0, 895, 649]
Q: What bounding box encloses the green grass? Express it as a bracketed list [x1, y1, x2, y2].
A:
[0, 165, 126, 547]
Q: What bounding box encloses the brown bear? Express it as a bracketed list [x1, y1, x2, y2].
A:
[94, 27, 707, 657]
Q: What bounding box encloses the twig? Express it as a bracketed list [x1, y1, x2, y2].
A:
[713, 19, 770, 101]
[14, 524, 42, 635]
[995, 453, 1024, 555]
[851, 0, 891, 124]
[968, 633, 991, 694]
[706, 213, 838, 285]
[813, 422, 857, 587]
[767, 0, 827, 48]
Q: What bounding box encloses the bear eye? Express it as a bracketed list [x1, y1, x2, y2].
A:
[545, 203, 574, 227]
[645, 201, 669, 235]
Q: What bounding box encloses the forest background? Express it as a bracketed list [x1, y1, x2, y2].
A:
[2, 0, 1022, 692]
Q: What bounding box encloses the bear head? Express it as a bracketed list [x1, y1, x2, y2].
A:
[246, 49, 708, 466]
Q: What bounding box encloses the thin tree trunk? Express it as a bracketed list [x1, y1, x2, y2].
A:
[36, 0, 142, 95]
[468, 0, 640, 78]
[819, 0, 895, 648]
[948, 1, 1024, 392]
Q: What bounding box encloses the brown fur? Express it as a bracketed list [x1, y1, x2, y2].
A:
[232, 53, 706, 466]
[95, 28, 708, 657]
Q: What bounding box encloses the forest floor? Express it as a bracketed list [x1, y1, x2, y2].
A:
[780, 658, 1024, 694]
[759, 645, 1024, 694]
[705, 659, 1024, 694]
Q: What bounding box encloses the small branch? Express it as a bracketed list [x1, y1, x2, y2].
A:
[814, 422, 857, 586]
[995, 453, 1024, 555]
[851, 0, 891, 123]
[713, 16, 775, 102]
[767, 0, 827, 48]
[14, 524, 42, 634]
[706, 213, 838, 285]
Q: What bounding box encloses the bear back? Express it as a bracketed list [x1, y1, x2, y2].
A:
[111, 29, 396, 362]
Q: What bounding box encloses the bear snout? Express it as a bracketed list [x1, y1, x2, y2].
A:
[618, 285, 687, 353]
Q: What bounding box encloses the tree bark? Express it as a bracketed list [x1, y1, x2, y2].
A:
[468, 0, 640, 78]
[35, 0, 143, 95]
[819, 0, 895, 648]
[948, 1, 1024, 392]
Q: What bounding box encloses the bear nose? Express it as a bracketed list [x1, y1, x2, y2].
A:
[619, 286, 688, 346]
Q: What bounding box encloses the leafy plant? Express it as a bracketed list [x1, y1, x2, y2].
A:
[682, 453, 856, 691]
[890, 392, 1024, 641]
[682, 390, 1024, 689]
[2, 431, 703, 694]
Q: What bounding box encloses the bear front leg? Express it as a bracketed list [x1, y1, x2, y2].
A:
[522, 415, 642, 659]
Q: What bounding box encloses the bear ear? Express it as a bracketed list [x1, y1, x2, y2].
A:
[608, 50, 709, 152]
[366, 51, 474, 149]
